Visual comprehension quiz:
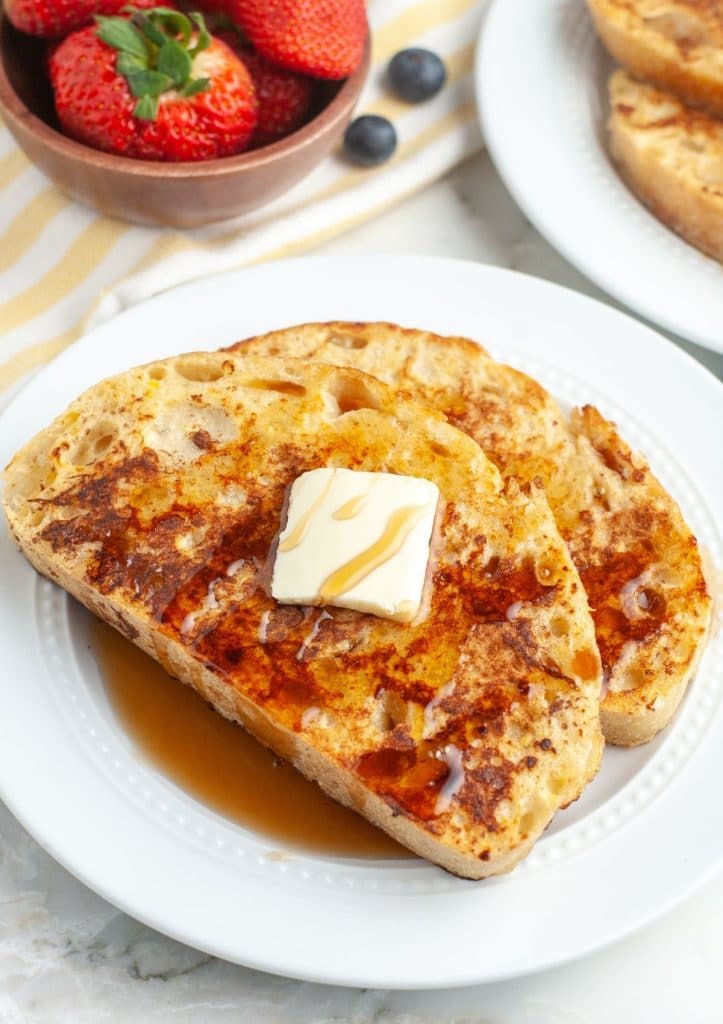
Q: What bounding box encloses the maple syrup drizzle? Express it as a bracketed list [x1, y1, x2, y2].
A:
[277, 473, 335, 552]
[320, 505, 428, 601]
[91, 620, 411, 858]
[332, 493, 368, 520]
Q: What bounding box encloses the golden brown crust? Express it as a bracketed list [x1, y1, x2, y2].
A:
[567, 405, 711, 745]
[587, 0, 723, 116]
[608, 68, 723, 263]
[229, 323, 713, 747]
[2, 353, 603, 878]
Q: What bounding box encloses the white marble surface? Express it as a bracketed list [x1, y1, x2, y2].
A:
[2, 151, 722, 1023]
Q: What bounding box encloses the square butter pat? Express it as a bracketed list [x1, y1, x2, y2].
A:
[271, 468, 439, 623]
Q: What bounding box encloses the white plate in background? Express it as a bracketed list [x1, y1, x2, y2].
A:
[0, 257, 721, 988]
[477, 0, 723, 354]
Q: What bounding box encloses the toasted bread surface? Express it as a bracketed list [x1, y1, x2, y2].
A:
[608, 68, 723, 263]
[587, 0, 723, 116]
[3, 353, 603, 878]
[230, 323, 712, 747]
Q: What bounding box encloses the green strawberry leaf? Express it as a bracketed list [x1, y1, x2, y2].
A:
[130, 12, 167, 48]
[95, 15, 148, 60]
[116, 51, 148, 78]
[133, 94, 158, 120]
[154, 9, 192, 46]
[99, 7, 212, 121]
[157, 38, 192, 87]
[126, 69, 173, 98]
[181, 76, 210, 98]
[188, 13, 211, 57]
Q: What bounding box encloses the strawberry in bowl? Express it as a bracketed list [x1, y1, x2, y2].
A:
[3, 0, 160, 37]
[219, 0, 367, 79]
[49, 7, 258, 160]
[0, 0, 370, 224]
[214, 27, 314, 148]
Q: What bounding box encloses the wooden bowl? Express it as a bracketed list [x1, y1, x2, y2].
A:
[0, 15, 369, 228]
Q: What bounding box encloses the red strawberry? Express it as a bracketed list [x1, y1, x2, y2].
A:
[193, 0, 234, 17]
[5, 0, 160, 39]
[222, 0, 367, 80]
[216, 33, 313, 146]
[49, 8, 258, 161]
[243, 52, 314, 146]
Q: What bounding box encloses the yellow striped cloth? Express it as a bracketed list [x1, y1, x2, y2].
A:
[0, 0, 485, 404]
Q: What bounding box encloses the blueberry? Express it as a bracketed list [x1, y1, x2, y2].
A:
[343, 115, 397, 167]
[388, 48, 447, 103]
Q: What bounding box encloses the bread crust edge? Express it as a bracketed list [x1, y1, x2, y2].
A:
[7, 514, 567, 880]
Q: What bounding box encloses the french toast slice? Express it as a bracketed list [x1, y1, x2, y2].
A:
[229, 323, 712, 747]
[586, 0, 723, 117]
[2, 353, 603, 879]
[608, 68, 723, 263]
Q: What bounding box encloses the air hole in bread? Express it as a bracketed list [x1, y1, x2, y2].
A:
[548, 774, 567, 797]
[148, 365, 166, 380]
[374, 689, 408, 732]
[535, 559, 562, 586]
[614, 665, 646, 693]
[70, 422, 117, 465]
[325, 376, 382, 418]
[518, 811, 540, 835]
[550, 615, 570, 638]
[28, 508, 46, 529]
[28, 503, 78, 530]
[93, 433, 115, 457]
[329, 333, 368, 350]
[244, 378, 306, 397]
[519, 804, 546, 838]
[429, 441, 453, 458]
[518, 811, 535, 837]
[70, 442, 90, 465]
[175, 356, 225, 382]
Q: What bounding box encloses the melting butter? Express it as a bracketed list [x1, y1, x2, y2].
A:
[320, 505, 428, 601]
[278, 473, 335, 552]
[271, 468, 439, 623]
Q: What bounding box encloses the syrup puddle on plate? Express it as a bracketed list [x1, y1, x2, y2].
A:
[90, 620, 412, 859]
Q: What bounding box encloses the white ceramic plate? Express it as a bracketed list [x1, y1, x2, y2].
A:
[0, 257, 721, 989]
[477, 0, 723, 355]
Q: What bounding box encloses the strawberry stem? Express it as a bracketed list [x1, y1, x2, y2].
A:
[95, 7, 211, 121]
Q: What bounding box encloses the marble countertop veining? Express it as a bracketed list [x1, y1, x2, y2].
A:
[1, 151, 722, 1024]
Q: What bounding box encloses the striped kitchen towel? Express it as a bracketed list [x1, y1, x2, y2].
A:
[0, 0, 485, 404]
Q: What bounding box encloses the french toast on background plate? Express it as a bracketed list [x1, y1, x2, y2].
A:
[586, 0, 723, 117]
[608, 68, 723, 264]
[231, 322, 712, 747]
[584, 0, 723, 265]
[2, 352, 604, 879]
